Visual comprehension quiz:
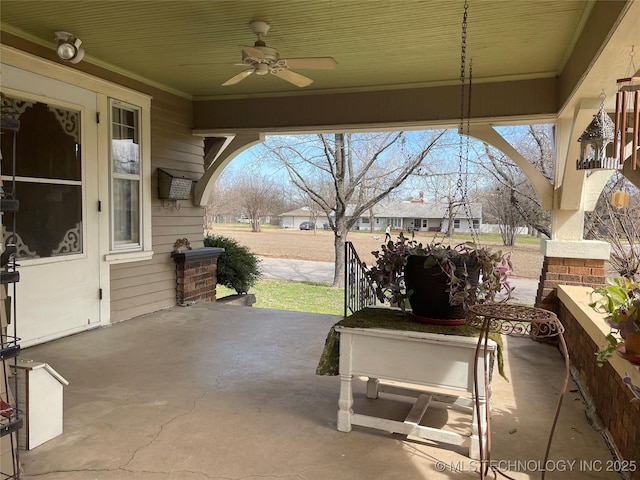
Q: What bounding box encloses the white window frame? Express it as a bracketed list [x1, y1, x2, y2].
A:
[102, 94, 152, 265]
[109, 100, 142, 251]
[454, 219, 461, 229]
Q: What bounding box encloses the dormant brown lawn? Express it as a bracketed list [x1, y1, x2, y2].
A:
[208, 224, 544, 279]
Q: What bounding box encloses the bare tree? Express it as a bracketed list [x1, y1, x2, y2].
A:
[419, 168, 466, 237]
[265, 131, 446, 286]
[205, 175, 239, 227]
[475, 125, 553, 242]
[481, 184, 522, 246]
[299, 193, 324, 233]
[585, 175, 640, 280]
[233, 172, 285, 232]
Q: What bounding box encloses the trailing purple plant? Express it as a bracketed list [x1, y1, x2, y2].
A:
[365, 233, 513, 312]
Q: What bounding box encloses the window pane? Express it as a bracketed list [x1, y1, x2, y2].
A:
[112, 139, 140, 174]
[111, 105, 139, 174]
[2, 182, 82, 259]
[113, 178, 140, 245]
[1, 98, 81, 181]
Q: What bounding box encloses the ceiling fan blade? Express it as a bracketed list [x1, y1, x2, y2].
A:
[222, 70, 253, 86]
[242, 46, 266, 60]
[282, 57, 337, 70]
[273, 69, 313, 88]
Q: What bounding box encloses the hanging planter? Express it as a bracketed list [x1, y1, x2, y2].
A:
[365, 234, 512, 324]
[404, 254, 479, 324]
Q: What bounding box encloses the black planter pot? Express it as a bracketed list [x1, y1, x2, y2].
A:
[404, 254, 479, 325]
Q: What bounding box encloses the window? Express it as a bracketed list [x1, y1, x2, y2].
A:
[473, 219, 479, 229]
[110, 101, 141, 250]
[454, 219, 461, 229]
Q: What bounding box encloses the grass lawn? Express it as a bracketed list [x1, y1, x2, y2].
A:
[216, 279, 343, 315]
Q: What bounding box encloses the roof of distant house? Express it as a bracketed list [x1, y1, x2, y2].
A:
[280, 207, 324, 217]
[282, 202, 481, 219]
[377, 201, 482, 219]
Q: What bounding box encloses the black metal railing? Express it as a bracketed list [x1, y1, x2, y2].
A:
[344, 241, 377, 317]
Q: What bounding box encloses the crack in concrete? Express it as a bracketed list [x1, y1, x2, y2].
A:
[118, 388, 210, 475]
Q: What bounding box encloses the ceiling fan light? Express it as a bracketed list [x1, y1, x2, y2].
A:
[255, 63, 270, 75]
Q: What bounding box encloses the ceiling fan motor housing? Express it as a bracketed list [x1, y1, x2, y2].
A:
[250, 20, 270, 36]
[242, 46, 279, 64]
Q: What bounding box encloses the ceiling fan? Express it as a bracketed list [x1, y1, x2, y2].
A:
[222, 21, 337, 88]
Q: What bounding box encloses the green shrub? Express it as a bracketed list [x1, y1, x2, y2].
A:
[204, 235, 261, 294]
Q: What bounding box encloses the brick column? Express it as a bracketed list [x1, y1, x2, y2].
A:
[171, 247, 224, 305]
[535, 240, 609, 313]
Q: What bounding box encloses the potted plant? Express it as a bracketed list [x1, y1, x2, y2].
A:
[589, 277, 640, 364]
[365, 234, 512, 325]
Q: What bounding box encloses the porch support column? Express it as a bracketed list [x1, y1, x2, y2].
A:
[535, 240, 609, 312]
[535, 100, 614, 312]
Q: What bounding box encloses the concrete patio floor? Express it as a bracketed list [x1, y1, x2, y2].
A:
[17, 302, 621, 480]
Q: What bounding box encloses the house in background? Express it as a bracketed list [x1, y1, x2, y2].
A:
[281, 202, 481, 233]
[347, 202, 482, 233]
[280, 207, 328, 229]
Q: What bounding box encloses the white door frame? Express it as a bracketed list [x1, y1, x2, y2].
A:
[2, 46, 153, 344]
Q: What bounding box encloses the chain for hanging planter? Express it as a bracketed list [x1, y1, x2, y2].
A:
[456, 0, 480, 245]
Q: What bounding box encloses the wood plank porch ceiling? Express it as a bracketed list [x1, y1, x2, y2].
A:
[1, 1, 637, 132]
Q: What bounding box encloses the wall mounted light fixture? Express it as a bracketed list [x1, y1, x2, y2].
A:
[54, 31, 85, 64]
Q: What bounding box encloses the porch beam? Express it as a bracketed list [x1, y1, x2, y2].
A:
[466, 124, 553, 210]
[192, 78, 558, 135]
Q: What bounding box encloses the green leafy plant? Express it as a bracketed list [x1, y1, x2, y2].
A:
[365, 233, 512, 311]
[589, 277, 640, 364]
[204, 235, 261, 294]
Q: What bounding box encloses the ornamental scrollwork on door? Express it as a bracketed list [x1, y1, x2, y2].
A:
[1, 95, 79, 142]
[51, 222, 82, 256]
[51, 108, 80, 142]
[2, 226, 38, 259]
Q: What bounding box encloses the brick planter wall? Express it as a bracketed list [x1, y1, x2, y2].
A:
[536, 257, 605, 313]
[171, 247, 224, 305]
[557, 301, 640, 479]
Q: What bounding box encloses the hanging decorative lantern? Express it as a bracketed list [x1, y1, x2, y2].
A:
[576, 104, 619, 170]
[611, 190, 630, 209]
[613, 47, 639, 170]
